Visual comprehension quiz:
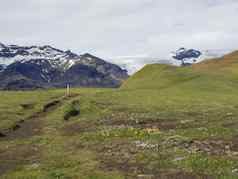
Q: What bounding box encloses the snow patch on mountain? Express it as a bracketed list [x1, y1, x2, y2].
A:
[0, 44, 80, 71]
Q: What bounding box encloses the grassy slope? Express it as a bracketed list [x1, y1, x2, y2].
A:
[1, 52, 238, 178]
[119, 51, 238, 115]
[122, 51, 238, 91]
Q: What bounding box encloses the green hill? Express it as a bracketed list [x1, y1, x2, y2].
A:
[121, 51, 238, 93]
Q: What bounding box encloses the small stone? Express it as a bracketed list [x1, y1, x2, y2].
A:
[226, 113, 233, 116]
[180, 120, 191, 124]
[137, 174, 154, 179]
[225, 145, 230, 150]
[30, 163, 40, 169]
[232, 168, 238, 173]
[232, 152, 238, 156]
[173, 157, 186, 162]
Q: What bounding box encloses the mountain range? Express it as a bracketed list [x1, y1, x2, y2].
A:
[0, 43, 128, 90]
[0, 42, 232, 90]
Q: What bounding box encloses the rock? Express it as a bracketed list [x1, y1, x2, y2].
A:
[232, 168, 238, 173]
[163, 135, 193, 148]
[225, 145, 230, 150]
[135, 141, 159, 150]
[173, 157, 186, 162]
[28, 163, 40, 169]
[232, 152, 238, 156]
[226, 113, 233, 116]
[137, 174, 154, 179]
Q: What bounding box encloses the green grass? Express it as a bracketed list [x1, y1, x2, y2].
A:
[1, 53, 238, 178]
[1, 85, 238, 178]
[63, 100, 80, 121]
[175, 154, 238, 178]
[0, 90, 65, 130]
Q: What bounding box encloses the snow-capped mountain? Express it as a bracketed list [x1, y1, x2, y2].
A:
[0, 43, 79, 71]
[0, 43, 128, 90]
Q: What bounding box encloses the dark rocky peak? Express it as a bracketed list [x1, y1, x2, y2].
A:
[172, 48, 202, 66]
[78, 53, 128, 80]
[80, 53, 107, 65]
[80, 53, 100, 60]
[64, 50, 80, 59]
[81, 53, 97, 58]
[0, 64, 4, 71]
[0, 42, 6, 49]
[39, 45, 64, 53]
[173, 48, 202, 60]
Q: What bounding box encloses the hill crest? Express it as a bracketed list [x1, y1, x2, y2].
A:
[122, 50, 238, 90]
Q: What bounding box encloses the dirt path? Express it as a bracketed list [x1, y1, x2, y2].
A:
[0, 94, 79, 176]
[0, 95, 78, 141]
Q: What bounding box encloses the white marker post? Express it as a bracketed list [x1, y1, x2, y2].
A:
[66, 84, 70, 97]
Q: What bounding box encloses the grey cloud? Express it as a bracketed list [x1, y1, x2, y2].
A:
[0, 0, 238, 73]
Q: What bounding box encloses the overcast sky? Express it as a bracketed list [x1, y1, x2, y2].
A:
[1, 0, 238, 63]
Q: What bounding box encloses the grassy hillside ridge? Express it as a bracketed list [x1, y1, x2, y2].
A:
[193, 50, 238, 71]
[122, 51, 238, 90]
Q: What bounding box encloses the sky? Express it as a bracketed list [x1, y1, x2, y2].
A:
[0, 0, 238, 73]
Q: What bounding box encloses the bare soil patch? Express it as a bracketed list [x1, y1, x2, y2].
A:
[187, 138, 238, 156]
[62, 120, 98, 136]
[102, 113, 202, 131]
[103, 116, 178, 131]
[95, 140, 212, 179]
[153, 170, 213, 179]
[0, 144, 41, 176]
